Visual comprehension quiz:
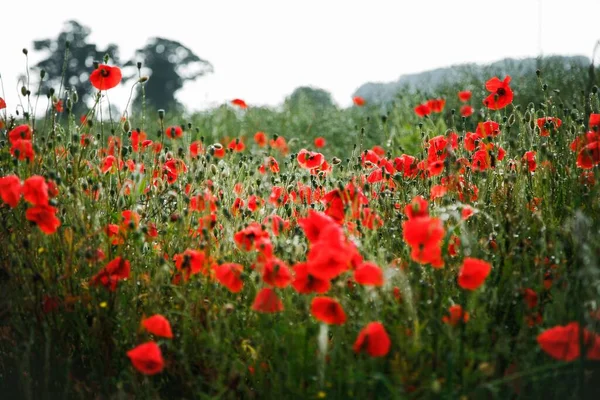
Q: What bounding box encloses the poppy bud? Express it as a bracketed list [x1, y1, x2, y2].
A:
[138, 76, 149, 83]
[93, 60, 99, 69]
[22, 48, 28, 55]
[72, 90, 78, 103]
[122, 119, 131, 133]
[158, 109, 165, 120]
[40, 69, 46, 79]
[137, 62, 142, 69]
[536, 69, 541, 77]
[21, 86, 27, 97]
[593, 86, 598, 94]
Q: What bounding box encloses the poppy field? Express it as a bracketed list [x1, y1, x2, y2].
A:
[1, 57, 600, 399]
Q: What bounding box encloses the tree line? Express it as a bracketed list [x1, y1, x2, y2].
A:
[32, 20, 214, 114]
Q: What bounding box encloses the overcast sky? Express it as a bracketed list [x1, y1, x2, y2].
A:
[1, 0, 599, 112]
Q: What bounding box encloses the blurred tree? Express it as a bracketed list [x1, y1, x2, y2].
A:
[285, 86, 335, 111]
[32, 20, 119, 114]
[126, 38, 213, 112]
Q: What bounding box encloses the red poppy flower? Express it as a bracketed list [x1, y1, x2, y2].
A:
[361, 207, 383, 230]
[291, 263, 331, 294]
[537, 117, 562, 136]
[590, 114, 600, 131]
[523, 151, 536, 172]
[127, 342, 164, 375]
[173, 249, 208, 280]
[427, 98, 445, 113]
[0, 175, 22, 208]
[54, 100, 64, 113]
[354, 262, 384, 286]
[458, 258, 491, 290]
[458, 90, 472, 102]
[402, 216, 445, 267]
[460, 105, 474, 117]
[522, 288, 538, 309]
[264, 215, 289, 236]
[306, 231, 353, 280]
[414, 103, 431, 117]
[448, 235, 460, 257]
[228, 138, 245, 152]
[189, 141, 203, 157]
[142, 315, 173, 339]
[231, 98, 248, 109]
[297, 149, 324, 170]
[361, 149, 380, 166]
[101, 155, 124, 174]
[353, 322, 391, 357]
[442, 305, 469, 326]
[461, 206, 475, 220]
[353, 96, 365, 106]
[90, 64, 122, 90]
[270, 136, 289, 154]
[215, 263, 244, 293]
[483, 76, 513, 110]
[23, 176, 49, 206]
[311, 297, 347, 325]
[372, 146, 386, 158]
[262, 258, 292, 288]
[476, 121, 500, 137]
[100, 257, 129, 282]
[10, 139, 34, 162]
[478, 147, 501, 168]
[404, 196, 428, 219]
[430, 184, 448, 200]
[213, 145, 226, 158]
[427, 160, 444, 177]
[25, 204, 61, 234]
[234, 222, 270, 251]
[0, 97, 5, 109]
[577, 142, 600, 169]
[166, 126, 183, 139]
[427, 134, 456, 162]
[464, 131, 482, 151]
[394, 154, 418, 178]
[252, 288, 283, 313]
[269, 186, 289, 206]
[570, 131, 600, 152]
[314, 137, 326, 148]
[537, 322, 593, 362]
[131, 130, 147, 152]
[254, 131, 267, 147]
[8, 124, 32, 144]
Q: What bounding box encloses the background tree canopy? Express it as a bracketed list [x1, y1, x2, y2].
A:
[32, 20, 119, 115]
[31, 21, 213, 116]
[125, 38, 214, 112]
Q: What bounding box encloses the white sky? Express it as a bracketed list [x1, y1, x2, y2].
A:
[1, 0, 599, 112]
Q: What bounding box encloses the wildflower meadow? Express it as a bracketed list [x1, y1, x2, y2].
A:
[1, 50, 600, 399]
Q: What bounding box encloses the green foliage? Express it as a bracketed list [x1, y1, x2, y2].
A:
[1, 53, 600, 400]
[125, 38, 213, 112]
